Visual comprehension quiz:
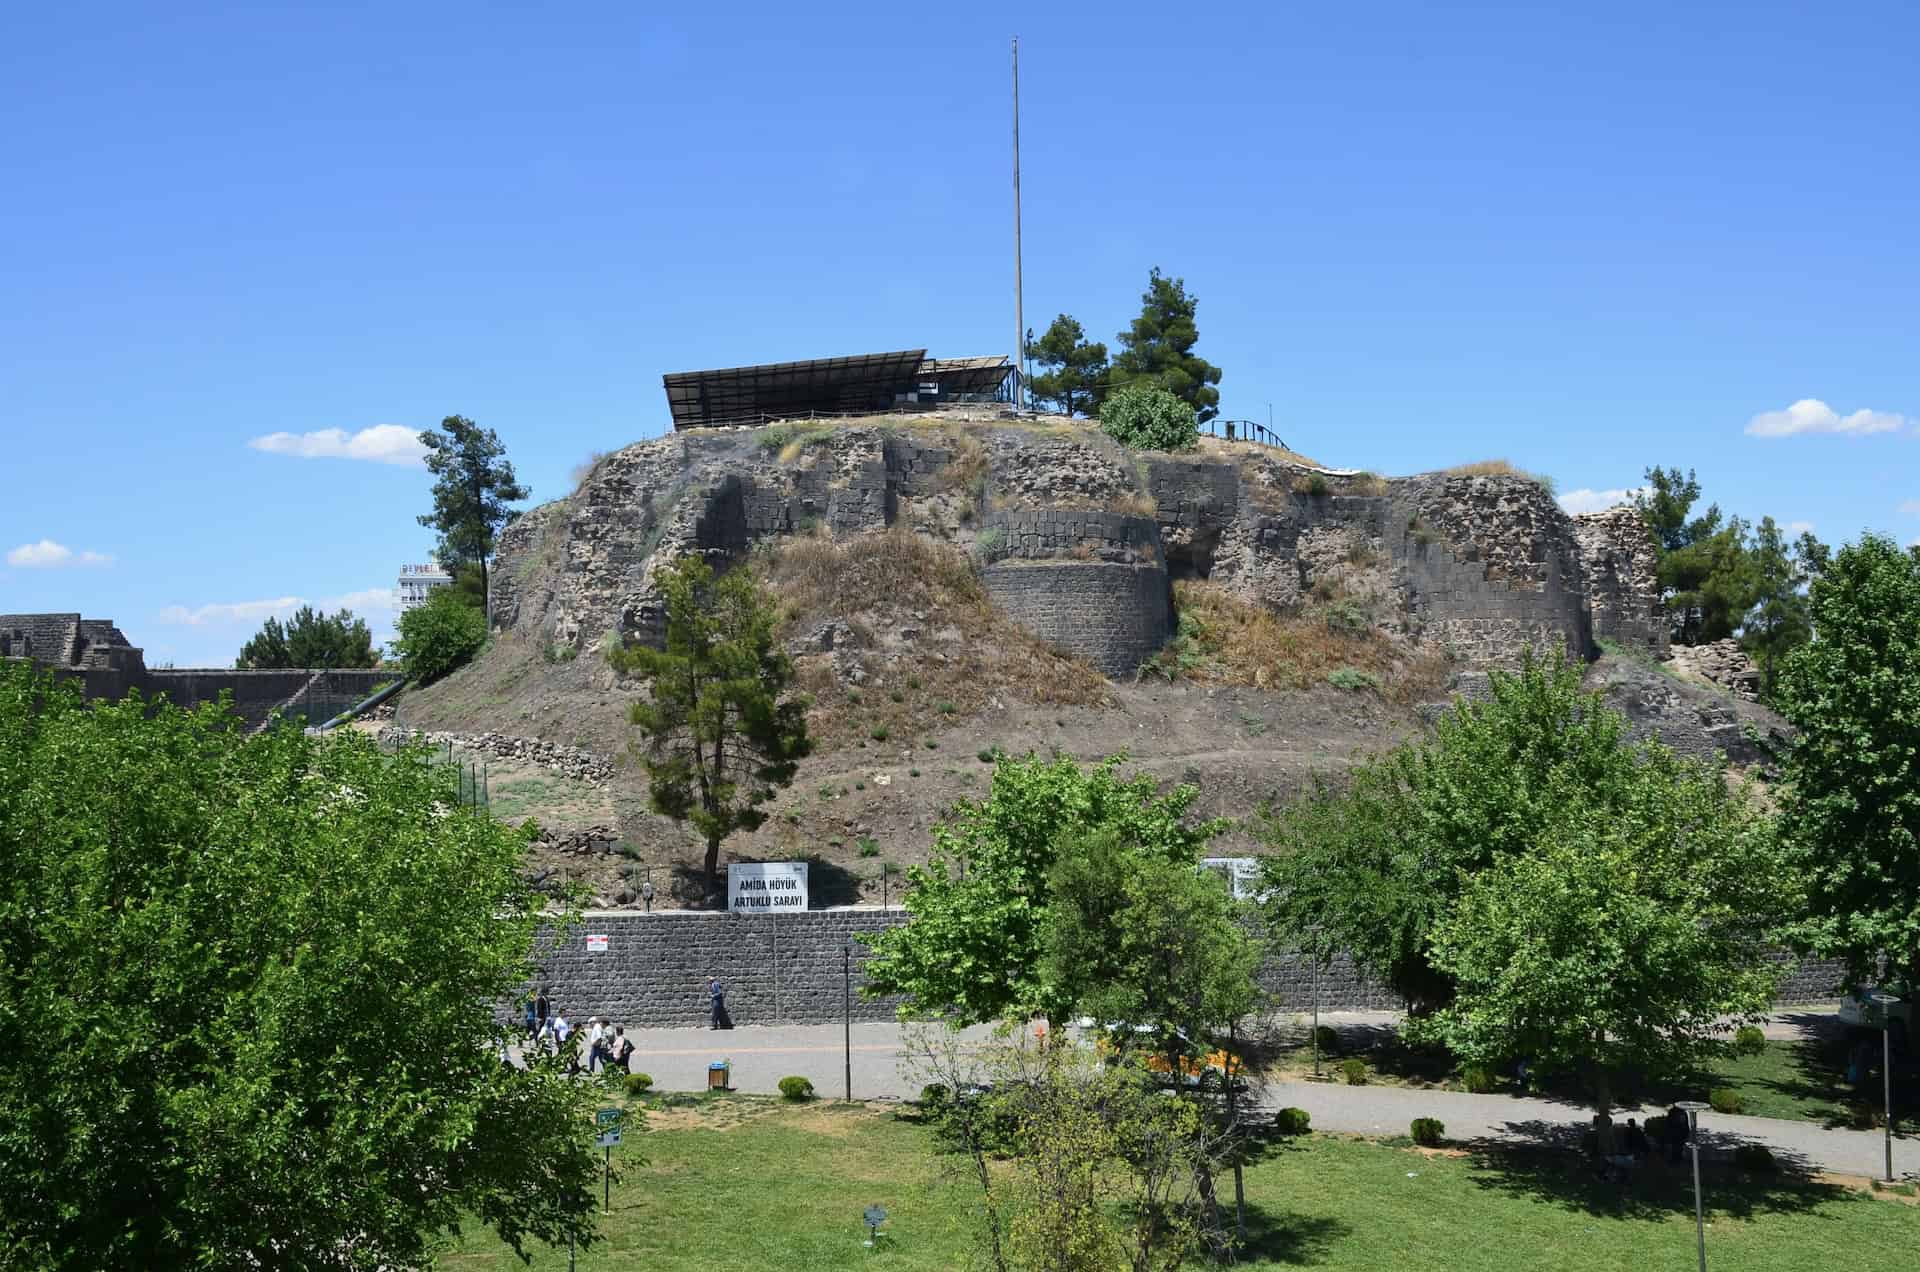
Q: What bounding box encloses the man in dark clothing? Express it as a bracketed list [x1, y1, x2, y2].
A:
[534, 990, 551, 1037]
[709, 977, 730, 1029]
[1664, 1106, 1691, 1164]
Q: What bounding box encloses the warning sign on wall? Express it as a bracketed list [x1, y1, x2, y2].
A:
[585, 933, 609, 952]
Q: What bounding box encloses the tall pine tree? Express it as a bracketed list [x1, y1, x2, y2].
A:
[1107, 268, 1223, 423]
[1025, 315, 1108, 418]
[417, 416, 529, 608]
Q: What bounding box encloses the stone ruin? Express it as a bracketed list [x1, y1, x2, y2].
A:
[489, 416, 1673, 682]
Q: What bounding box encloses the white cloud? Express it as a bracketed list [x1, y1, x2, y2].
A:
[158, 588, 397, 627]
[1557, 487, 1646, 516]
[1786, 520, 1816, 535]
[247, 424, 427, 466]
[1899, 500, 1920, 517]
[7, 539, 113, 568]
[1744, 398, 1907, 438]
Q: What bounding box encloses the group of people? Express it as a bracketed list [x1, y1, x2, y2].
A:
[1588, 1106, 1698, 1181]
[524, 990, 637, 1076]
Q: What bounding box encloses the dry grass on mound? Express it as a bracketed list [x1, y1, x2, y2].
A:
[1146, 580, 1449, 704]
[757, 530, 1110, 747]
[1440, 459, 1556, 495]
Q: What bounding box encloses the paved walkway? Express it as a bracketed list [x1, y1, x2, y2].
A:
[578, 1016, 1915, 1181]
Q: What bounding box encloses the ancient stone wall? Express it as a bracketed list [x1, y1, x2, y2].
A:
[1572, 507, 1668, 658]
[981, 561, 1171, 677]
[145, 668, 388, 729]
[522, 909, 1846, 1028]
[378, 726, 616, 782]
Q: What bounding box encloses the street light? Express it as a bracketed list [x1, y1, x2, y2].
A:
[1677, 1099, 1710, 1272]
[1868, 990, 1901, 1183]
[843, 939, 853, 1101]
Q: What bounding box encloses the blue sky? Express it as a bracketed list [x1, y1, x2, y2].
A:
[4, 2, 1916, 666]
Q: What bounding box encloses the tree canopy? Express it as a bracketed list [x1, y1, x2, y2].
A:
[1409, 743, 1789, 1117]
[607, 556, 811, 891]
[235, 604, 377, 669]
[861, 754, 1223, 1025]
[1774, 533, 1920, 988]
[1107, 268, 1222, 423]
[417, 415, 529, 604]
[0, 662, 599, 1269]
[1629, 466, 1826, 673]
[1025, 314, 1109, 418]
[1257, 651, 1778, 1016]
[391, 586, 488, 683]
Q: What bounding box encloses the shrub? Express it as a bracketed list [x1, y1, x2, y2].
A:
[778, 1075, 815, 1102]
[1341, 1058, 1368, 1086]
[1410, 1117, 1445, 1146]
[1327, 667, 1381, 693]
[909, 768, 920, 777]
[1708, 1087, 1744, 1115]
[870, 726, 890, 742]
[925, 739, 938, 749]
[919, 1082, 951, 1111]
[1733, 1025, 1766, 1057]
[890, 690, 904, 703]
[1312, 1025, 1340, 1056]
[1733, 1143, 1777, 1173]
[977, 747, 996, 763]
[1460, 1065, 1495, 1094]
[391, 588, 487, 684]
[1099, 385, 1199, 452]
[1274, 1107, 1312, 1136]
[626, 1073, 653, 1096]
[857, 838, 881, 858]
[937, 700, 957, 715]
[1308, 474, 1330, 497]
[520, 817, 544, 842]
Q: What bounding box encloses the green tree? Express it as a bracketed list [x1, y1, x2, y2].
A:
[235, 605, 378, 669]
[451, 561, 489, 610]
[1410, 745, 1790, 1127]
[1107, 268, 1222, 423]
[1044, 827, 1261, 1073]
[1775, 534, 1920, 990]
[1630, 465, 1762, 645]
[0, 663, 601, 1269]
[417, 415, 530, 606]
[1741, 515, 1820, 697]
[391, 587, 488, 683]
[1258, 650, 1746, 1015]
[607, 556, 811, 892]
[861, 754, 1222, 1024]
[1025, 314, 1108, 418]
[1099, 385, 1199, 452]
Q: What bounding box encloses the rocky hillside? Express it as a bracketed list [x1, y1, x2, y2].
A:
[396, 410, 1776, 907]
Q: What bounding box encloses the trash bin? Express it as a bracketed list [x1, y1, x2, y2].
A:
[708, 1061, 730, 1091]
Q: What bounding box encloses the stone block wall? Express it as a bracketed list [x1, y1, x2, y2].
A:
[977, 509, 1159, 565]
[518, 909, 1851, 1029]
[524, 909, 913, 1028]
[146, 668, 388, 729]
[982, 560, 1171, 677]
[1572, 507, 1668, 658]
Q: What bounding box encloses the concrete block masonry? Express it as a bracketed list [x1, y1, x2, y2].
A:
[521, 909, 1850, 1028]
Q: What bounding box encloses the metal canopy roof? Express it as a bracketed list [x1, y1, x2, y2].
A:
[919, 355, 1013, 398]
[663, 349, 928, 430]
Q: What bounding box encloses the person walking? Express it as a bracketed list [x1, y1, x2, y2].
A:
[709, 976, 731, 1030]
[523, 996, 537, 1040]
[534, 988, 551, 1038]
[611, 1026, 634, 1074]
[586, 1017, 605, 1072]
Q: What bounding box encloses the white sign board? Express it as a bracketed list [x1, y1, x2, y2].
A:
[585, 933, 609, 952]
[728, 861, 810, 912]
[1200, 857, 1262, 901]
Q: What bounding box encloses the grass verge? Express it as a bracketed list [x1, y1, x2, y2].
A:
[435, 1098, 1913, 1271]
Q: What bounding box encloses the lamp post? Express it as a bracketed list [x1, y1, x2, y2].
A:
[843, 939, 853, 1101]
[1677, 1100, 1709, 1272]
[1868, 990, 1900, 1183]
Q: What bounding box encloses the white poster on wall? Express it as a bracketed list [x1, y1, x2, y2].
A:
[728, 861, 810, 912]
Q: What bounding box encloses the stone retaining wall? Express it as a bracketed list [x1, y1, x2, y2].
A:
[379, 727, 616, 782]
[981, 560, 1171, 677]
[521, 910, 1849, 1028]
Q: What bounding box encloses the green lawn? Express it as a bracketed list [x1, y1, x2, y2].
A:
[436, 1095, 1913, 1271]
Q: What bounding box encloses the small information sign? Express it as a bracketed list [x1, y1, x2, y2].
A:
[596, 1107, 623, 1149]
[585, 933, 609, 952]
